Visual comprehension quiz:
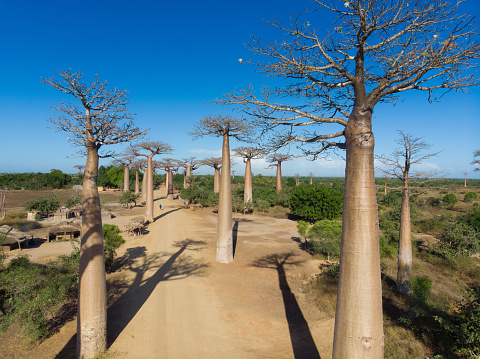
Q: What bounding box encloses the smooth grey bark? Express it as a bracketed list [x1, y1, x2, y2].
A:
[123, 166, 129, 192]
[244, 159, 253, 203]
[216, 133, 233, 263]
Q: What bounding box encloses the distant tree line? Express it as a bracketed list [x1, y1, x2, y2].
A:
[0, 169, 81, 190]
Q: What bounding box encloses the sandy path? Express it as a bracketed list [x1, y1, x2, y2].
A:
[107, 197, 237, 358]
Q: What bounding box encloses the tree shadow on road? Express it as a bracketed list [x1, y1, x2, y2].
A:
[106, 238, 208, 346]
[252, 252, 321, 359]
[153, 207, 180, 221]
[54, 239, 208, 357]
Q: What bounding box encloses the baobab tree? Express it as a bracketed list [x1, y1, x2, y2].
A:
[201, 157, 223, 193]
[159, 158, 181, 200]
[113, 155, 135, 192]
[217, 1, 480, 356]
[234, 146, 264, 203]
[133, 141, 172, 222]
[309, 172, 314, 185]
[377, 131, 440, 293]
[180, 157, 201, 189]
[294, 173, 300, 186]
[190, 115, 253, 263]
[131, 160, 144, 194]
[267, 154, 292, 192]
[42, 69, 146, 358]
[74, 164, 85, 175]
[463, 171, 468, 188]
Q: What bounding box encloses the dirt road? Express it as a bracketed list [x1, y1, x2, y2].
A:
[2, 191, 334, 358]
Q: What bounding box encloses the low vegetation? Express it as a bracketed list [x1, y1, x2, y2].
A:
[0, 224, 125, 342]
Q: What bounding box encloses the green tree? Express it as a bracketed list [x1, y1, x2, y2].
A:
[289, 186, 343, 221]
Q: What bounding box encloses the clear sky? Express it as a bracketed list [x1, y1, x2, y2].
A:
[0, 0, 479, 179]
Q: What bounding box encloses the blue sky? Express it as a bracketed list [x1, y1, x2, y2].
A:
[0, 0, 479, 179]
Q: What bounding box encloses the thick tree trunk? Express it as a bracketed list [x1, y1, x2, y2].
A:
[165, 171, 170, 196]
[397, 175, 412, 293]
[214, 168, 221, 193]
[135, 170, 140, 194]
[244, 159, 253, 203]
[216, 133, 233, 263]
[184, 165, 192, 189]
[77, 145, 107, 358]
[123, 166, 129, 192]
[310, 174, 313, 185]
[276, 164, 282, 192]
[141, 170, 147, 204]
[167, 169, 174, 200]
[145, 156, 154, 222]
[384, 177, 387, 196]
[332, 113, 384, 358]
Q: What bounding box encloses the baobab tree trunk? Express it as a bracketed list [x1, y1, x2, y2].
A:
[214, 168, 221, 193]
[184, 165, 192, 189]
[123, 166, 129, 192]
[165, 171, 170, 196]
[276, 164, 282, 192]
[141, 169, 147, 204]
[217, 133, 233, 263]
[310, 174, 313, 185]
[77, 144, 107, 358]
[384, 176, 388, 196]
[135, 170, 140, 194]
[145, 156, 154, 222]
[397, 175, 412, 293]
[167, 169, 174, 200]
[332, 112, 384, 358]
[244, 159, 253, 203]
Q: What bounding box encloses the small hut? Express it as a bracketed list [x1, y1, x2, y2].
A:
[48, 224, 81, 242]
[0, 225, 33, 252]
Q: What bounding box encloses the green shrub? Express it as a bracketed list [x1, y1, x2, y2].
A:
[434, 222, 480, 257]
[309, 220, 342, 259]
[296, 220, 309, 242]
[380, 235, 398, 257]
[65, 195, 81, 208]
[465, 191, 479, 202]
[443, 193, 458, 208]
[382, 190, 402, 206]
[426, 197, 442, 208]
[0, 250, 79, 341]
[322, 262, 340, 281]
[103, 224, 125, 272]
[286, 177, 296, 187]
[289, 185, 343, 221]
[24, 194, 60, 216]
[453, 287, 480, 357]
[467, 207, 480, 231]
[407, 275, 432, 301]
[119, 190, 141, 208]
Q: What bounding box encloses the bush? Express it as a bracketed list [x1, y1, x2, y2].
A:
[103, 224, 125, 272]
[296, 221, 309, 242]
[434, 222, 480, 257]
[0, 250, 79, 341]
[453, 287, 480, 357]
[65, 195, 81, 208]
[309, 220, 342, 259]
[407, 275, 432, 301]
[443, 193, 458, 208]
[119, 190, 140, 208]
[465, 191, 479, 202]
[24, 194, 60, 216]
[380, 235, 398, 258]
[426, 196, 442, 208]
[382, 190, 402, 206]
[289, 185, 343, 221]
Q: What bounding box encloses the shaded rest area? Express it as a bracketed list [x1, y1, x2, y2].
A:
[0, 225, 34, 252]
[48, 224, 81, 242]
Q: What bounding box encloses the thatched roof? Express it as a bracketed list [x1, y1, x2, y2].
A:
[48, 225, 81, 235]
[0, 225, 29, 245]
